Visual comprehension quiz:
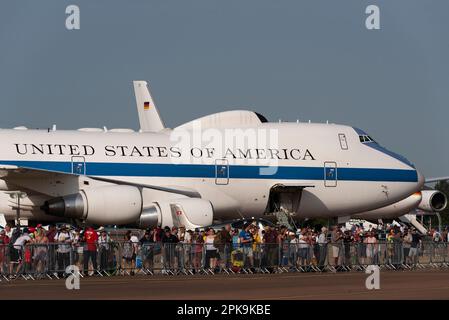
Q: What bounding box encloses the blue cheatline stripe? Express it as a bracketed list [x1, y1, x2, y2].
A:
[0, 160, 418, 182]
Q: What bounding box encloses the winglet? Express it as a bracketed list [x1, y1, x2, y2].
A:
[133, 81, 165, 132]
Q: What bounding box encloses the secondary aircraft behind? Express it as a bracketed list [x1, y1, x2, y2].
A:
[0, 81, 425, 229]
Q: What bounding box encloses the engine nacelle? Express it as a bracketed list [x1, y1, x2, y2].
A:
[353, 192, 422, 220]
[42, 185, 143, 225]
[418, 190, 447, 212]
[137, 198, 214, 230]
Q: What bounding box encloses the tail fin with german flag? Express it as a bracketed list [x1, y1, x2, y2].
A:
[133, 80, 165, 132]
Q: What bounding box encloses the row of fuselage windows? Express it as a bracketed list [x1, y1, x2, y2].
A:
[359, 135, 375, 143]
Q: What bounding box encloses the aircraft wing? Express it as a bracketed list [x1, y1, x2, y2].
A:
[89, 176, 201, 198]
[0, 164, 200, 198]
[0, 164, 74, 180]
[425, 176, 449, 183]
[0, 164, 79, 196]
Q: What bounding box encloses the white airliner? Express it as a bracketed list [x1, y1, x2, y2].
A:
[0, 81, 436, 230]
[133, 81, 448, 225]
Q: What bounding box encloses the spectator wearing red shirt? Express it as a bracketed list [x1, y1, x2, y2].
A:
[0, 229, 10, 272]
[153, 227, 163, 242]
[83, 226, 98, 275]
[263, 226, 279, 270]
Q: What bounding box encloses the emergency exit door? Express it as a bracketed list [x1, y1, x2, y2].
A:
[215, 159, 229, 185]
[324, 161, 337, 187]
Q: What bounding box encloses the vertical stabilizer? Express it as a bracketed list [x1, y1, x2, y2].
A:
[133, 81, 165, 132]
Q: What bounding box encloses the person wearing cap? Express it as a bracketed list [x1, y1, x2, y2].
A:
[98, 229, 112, 272]
[139, 230, 155, 271]
[54, 225, 73, 277]
[161, 227, 179, 271]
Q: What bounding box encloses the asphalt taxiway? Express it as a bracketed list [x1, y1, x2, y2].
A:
[1, 270, 448, 300]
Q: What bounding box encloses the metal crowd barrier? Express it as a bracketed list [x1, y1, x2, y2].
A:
[1, 241, 448, 281]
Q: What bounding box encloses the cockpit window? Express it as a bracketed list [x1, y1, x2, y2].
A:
[359, 135, 375, 144]
[352, 126, 415, 168]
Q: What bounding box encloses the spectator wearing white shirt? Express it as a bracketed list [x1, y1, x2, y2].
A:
[289, 233, 299, 267]
[297, 234, 309, 266]
[54, 225, 73, 277]
[98, 230, 112, 271]
[317, 227, 328, 268]
[11, 228, 31, 274]
[13, 230, 31, 250]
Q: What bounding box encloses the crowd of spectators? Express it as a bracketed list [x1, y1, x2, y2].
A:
[0, 221, 448, 277]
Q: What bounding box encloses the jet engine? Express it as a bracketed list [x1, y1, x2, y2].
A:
[41, 185, 143, 225]
[137, 198, 214, 230]
[418, 190, 447, 212]
[42, 186, 214, 228]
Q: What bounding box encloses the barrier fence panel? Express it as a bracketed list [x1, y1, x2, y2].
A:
[0, 240, 448, 281]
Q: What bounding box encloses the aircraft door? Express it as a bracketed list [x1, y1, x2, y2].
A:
[324, 161, 337, 187]
[215, 159, 229, 185]
[71, 156, 86, 175]
[338, 133, 348, 150]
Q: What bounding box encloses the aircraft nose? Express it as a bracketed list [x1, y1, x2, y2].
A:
[416, 169, 425, 190]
